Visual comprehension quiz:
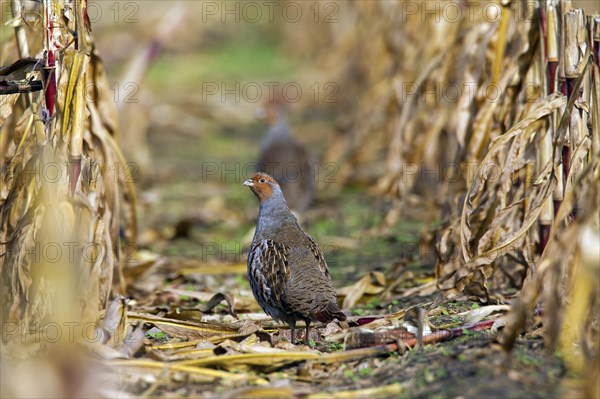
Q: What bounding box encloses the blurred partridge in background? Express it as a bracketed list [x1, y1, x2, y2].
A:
[244, 173, 346, 344]
[257, 93, 316, 213]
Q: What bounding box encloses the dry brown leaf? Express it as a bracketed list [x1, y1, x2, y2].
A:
[127, 312, 239, 340]
[200, 292, 238, 319]
[460, 93, 566, 262]
[339, 272, 386, 309]
[176, 351, 321, 370]
[461, 305, 510, 324]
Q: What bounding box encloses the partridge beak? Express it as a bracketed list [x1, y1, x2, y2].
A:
[243, 179, 254, 187]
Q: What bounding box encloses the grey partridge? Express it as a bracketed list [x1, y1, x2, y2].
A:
[244, 172, 346, 344]
[257, 96, 315, 213]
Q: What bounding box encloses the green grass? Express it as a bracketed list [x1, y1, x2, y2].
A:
[358, 367, 374, 377]
[147, 41, 296, 89]
[327, 342, 344, 352]
[146, 330, 167, 340]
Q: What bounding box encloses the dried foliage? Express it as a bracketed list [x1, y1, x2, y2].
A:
[310, 0, 599, 393]
[1, 0, 135, 351]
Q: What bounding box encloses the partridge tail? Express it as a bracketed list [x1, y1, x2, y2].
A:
[311, 301, 347, 323]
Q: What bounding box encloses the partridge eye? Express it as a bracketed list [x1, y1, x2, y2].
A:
[259, 179, 266, 183]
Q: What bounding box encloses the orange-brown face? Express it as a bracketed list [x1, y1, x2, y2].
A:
[243, 173, 280, 202]
[263, 103, 279, 125]
[256, 90, 288, 125]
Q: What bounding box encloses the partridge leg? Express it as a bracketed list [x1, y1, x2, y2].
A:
[289, 320, 296, 345]
[304, 319, 311, 345]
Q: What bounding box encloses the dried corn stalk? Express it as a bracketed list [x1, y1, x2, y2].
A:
[1, 0, 136, 343]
